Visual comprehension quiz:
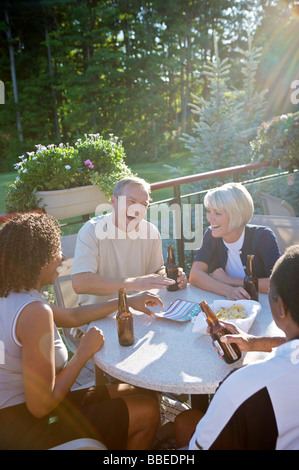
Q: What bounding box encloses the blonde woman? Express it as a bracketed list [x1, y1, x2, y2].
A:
[189, 183, 281, 300]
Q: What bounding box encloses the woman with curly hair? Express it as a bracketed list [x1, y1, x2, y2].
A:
[0, 212, 161, 450]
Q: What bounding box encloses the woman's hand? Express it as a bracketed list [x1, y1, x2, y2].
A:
[77, 326, 105, 361]
[210, 267, 232, 285]
[226, 285, 251, 300]
[211, 268, 253, 300]
[128, 291, 164, 317]
[177, 268, 188, 289]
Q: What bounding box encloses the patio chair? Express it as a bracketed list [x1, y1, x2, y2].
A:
[251, 214, 299, 254]
[255, 191, 296, 217]
[54, 233, 108, 386]
[53, 233, 82, 355]
[54, 233, 78, 308]
[50, 438, 107, 450]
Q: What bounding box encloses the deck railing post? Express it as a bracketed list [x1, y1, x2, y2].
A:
[173, 184, 185, 271]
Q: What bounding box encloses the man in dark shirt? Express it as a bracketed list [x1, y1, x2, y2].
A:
[176, 245, 299, 450]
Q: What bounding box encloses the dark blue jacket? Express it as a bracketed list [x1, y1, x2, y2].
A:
[194, 224, 281, 278]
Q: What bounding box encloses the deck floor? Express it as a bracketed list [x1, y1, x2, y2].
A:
[72, 361, 95, 390]
[67, 330, 190, 451]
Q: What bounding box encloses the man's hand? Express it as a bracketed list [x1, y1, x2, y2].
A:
[125, 273, 175, 291]
[127, 291, 164, 317]
[218, 322, 256, 352]
[219, 322, 286, 353]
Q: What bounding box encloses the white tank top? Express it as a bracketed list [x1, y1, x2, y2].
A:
[223, 230, 245, 278]
[0, 290, 68, 409]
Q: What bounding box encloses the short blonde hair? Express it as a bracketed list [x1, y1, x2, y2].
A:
[204, 182, 254, 232]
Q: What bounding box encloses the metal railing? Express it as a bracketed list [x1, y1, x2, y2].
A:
[2, 160, 298, 271]
[150, 161, 270, 192]
[0, 160, 279, 274]
[0, 161, 271, 220]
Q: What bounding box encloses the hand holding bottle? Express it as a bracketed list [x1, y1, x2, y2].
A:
[200, 300, 242, 364]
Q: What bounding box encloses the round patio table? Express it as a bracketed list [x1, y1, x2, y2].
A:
[90, 284, 284, 395]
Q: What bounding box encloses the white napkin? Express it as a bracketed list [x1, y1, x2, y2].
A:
[192, 299, 261, 335]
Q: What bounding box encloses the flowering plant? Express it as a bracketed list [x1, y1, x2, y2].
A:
[5, 133, 135, 213]
[250, 111, 299, 170]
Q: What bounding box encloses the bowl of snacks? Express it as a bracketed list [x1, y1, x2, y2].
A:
[192, 299, 261, 335]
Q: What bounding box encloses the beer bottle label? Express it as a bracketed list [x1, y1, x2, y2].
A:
[213, 340, 239, 362]
[213, 340, 225, 358]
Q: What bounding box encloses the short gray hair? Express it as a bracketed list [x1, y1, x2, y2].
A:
[204, 182, 254, 232]
[113, 176, 151, 197]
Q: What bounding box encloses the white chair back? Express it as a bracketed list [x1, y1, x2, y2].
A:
[255, 191, 296, 217]
[251, 214, 299, 254]
[54, 233, 78, 309]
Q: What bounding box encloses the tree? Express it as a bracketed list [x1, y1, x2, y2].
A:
[4, 3, 23, 142]
[0, 0, 279, 170]
[180, 31, 268, 174]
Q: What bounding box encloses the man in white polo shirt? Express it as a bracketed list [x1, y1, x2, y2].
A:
[72, 176, 187, 306]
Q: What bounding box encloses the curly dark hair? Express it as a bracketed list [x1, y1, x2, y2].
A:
[270, 245, 299, 327]
[0, 212, 61, 297]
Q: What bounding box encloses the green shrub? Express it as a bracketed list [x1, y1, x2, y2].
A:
[5, 134, 135, 213]
[250, 112, 299, 170]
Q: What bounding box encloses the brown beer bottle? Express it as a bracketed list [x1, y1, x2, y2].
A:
[243, 254, 259, 301]
[166, 244, 179, 291]
[117, 288, 135, 347]
[199, 301, 241, 364]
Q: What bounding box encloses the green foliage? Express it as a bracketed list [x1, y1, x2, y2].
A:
[77, 133, 135, 197]
[1, 0, 283, 169]
[5, 134, 134, 213]
[237, 29, 268, 136]
[250, 111, 299, 169]
[180, 33, 268, 175]
[5, 181, 40, 213]
[12, 144, 84, 191]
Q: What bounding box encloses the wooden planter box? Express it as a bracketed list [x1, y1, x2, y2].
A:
[35, 185, 109, 220]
